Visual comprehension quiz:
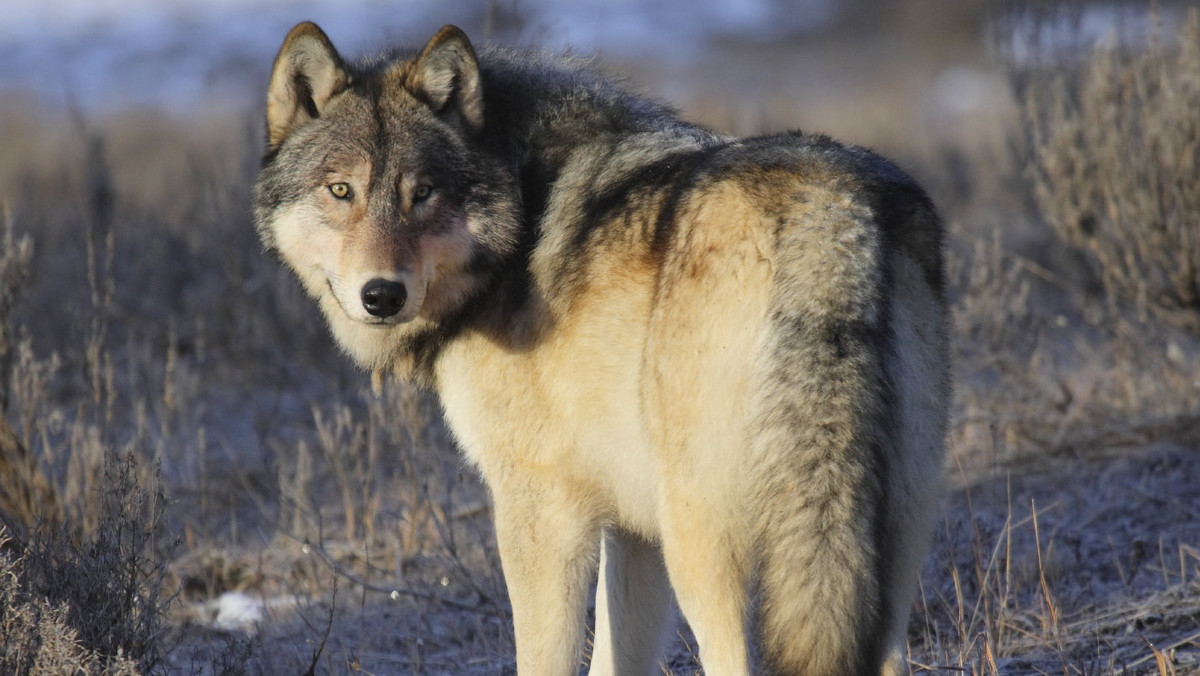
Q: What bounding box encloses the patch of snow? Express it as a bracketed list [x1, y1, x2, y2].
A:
[212, 591, 266, 631]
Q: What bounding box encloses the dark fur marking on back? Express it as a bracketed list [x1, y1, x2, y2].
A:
[545, 144, 726, 294]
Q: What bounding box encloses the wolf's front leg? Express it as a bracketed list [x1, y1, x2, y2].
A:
[587, 529, 675, 676]
[491, 476, 601, 676]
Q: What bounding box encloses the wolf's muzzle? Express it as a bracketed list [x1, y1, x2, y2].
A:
[361, 278, 407, 318]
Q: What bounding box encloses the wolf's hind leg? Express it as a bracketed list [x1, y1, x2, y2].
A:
[492, 479, 600, 676]
[877, 484, 937, 676]
[658, 490, 752, 676]
[587, 528, 674, 676]
[878, 254, 952, 676]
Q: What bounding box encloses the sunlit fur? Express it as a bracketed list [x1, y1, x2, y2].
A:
[256, 22, 951, 676]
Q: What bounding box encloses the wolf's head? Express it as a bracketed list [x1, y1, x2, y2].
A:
[254, 23, 521, 373]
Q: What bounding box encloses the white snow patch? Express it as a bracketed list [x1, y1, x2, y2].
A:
[212, 591, 266, 631]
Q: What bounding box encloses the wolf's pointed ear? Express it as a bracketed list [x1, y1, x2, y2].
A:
[408, 25, 483, 134]
[266, 22, 349, 149]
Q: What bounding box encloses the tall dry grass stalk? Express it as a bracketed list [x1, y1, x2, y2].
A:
[0, 207, 32, 404]
[0, 210, 61, 528]
[1025, 8, 1200, 333]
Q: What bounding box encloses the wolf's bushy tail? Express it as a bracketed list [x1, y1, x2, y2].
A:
[749, 190, 890, 676]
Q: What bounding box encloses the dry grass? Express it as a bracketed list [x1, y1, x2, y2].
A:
[0, 3, 1198, 673]
[915, 10, 1200, 674]
[1025, 8, 1200, 334]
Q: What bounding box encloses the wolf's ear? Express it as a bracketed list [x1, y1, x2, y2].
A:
[408, 25, 483, 134]
[266, 22, 349, 149]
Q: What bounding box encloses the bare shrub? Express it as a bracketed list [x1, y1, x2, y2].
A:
[1024, 9, 1200, 332]
[0, 450, 174, 675]
[0, 526, 141, 675]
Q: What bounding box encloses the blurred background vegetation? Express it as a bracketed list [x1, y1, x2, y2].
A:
[1, 0, 1199, 673]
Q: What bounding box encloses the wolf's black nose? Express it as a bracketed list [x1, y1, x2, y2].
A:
[361, 279, 407, 318]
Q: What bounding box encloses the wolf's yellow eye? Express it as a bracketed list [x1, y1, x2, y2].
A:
[413, 184, 433, 202]
[329, 182, 352, 199]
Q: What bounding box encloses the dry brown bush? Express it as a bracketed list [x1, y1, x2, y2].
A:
[0, 530, 141, 676]
[1025, 8, 1200, 332]
[0, 450, 173, 675]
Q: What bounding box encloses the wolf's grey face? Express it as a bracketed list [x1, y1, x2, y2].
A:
[254, 23, 520, 370]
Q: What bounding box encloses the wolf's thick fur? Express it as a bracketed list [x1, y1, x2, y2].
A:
[255, 22, 950, 676]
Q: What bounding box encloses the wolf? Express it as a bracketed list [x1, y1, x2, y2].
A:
[254, 21, 950, 676]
